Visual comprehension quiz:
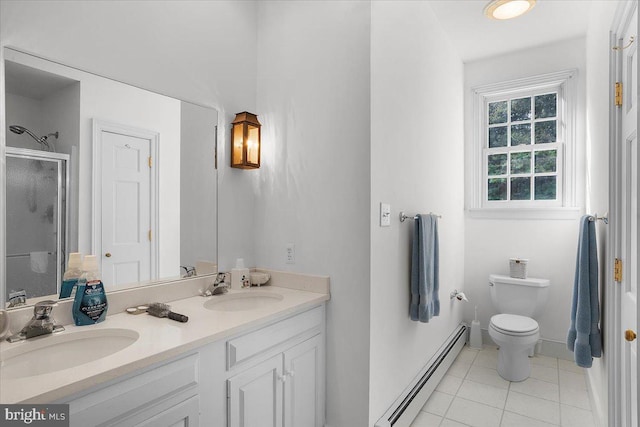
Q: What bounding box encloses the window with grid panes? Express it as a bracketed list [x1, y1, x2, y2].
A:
[472, 70, 576, 212]
[486, 91, 560, 203]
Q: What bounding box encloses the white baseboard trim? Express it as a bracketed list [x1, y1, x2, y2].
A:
[585, 370, 606, 427]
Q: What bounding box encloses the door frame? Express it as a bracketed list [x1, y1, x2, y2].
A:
[91, 119, 159, 281]
[609, 1, 639, 426]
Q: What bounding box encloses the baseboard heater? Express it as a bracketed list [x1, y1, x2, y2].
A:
[375, 323, 468, 427]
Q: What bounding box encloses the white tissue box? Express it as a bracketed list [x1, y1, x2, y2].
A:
[509, 258, 528, 279]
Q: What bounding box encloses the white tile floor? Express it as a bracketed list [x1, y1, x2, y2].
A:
[410, 345, 594, 427]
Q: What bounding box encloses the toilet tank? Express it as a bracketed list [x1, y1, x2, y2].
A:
[489, 274, 550, 318]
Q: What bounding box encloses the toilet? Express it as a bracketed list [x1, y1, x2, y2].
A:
[488, 274, 550, 382]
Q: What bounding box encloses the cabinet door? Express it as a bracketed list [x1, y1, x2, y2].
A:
[283, 335, 322, 427]
[228, 354, 284, 427]
[134, 395, 199, 427]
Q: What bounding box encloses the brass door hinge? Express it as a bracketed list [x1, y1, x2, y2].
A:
[614, 258, 623, 282]
[148, 156, 153, 168]
[615, 82, 623, 107]
[148, 230, 152, 241]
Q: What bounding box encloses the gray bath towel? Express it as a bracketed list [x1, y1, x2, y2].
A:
[410, 214, 440, 322]
[567, 215, 602, 367]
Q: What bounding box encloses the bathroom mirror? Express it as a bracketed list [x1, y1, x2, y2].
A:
[2, 47, 218, 309]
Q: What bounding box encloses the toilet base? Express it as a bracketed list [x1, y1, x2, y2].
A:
[497, 346, 532, 382]
[488, 318, 539, 382]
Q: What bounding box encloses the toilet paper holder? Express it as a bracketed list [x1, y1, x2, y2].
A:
[450, 290, 468, 301]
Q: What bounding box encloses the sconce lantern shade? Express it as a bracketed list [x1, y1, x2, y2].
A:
[231, 111, 261, 169]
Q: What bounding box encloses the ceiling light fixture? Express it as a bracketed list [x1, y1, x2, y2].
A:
[484, 0, 536, 20]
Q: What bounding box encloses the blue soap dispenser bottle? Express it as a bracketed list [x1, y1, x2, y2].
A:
[72, 255, 108, 325]
[60, 252, 82, 299]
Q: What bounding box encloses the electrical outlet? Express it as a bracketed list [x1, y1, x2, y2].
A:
[380, 203, 391, 227]
[286, 243, 295, 264]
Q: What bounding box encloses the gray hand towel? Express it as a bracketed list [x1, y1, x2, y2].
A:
[410, 214, 440, 323]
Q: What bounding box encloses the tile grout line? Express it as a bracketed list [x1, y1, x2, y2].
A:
[437, 387, 456, 426]
[502, 409, 562, 427]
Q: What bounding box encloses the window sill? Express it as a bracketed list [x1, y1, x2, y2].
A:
[467, 207, 582, 220]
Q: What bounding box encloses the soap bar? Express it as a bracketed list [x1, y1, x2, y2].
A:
[125, 305, 149, 315]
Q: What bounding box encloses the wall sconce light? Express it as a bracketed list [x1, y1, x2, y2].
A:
[231, 111, 261, 169]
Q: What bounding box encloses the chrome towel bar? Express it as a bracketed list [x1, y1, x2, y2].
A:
[399, 211, 442, 223]
[7, 252, 54, 258]
[588, 213, 608, 224]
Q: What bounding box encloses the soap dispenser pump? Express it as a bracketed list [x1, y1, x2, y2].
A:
[60, 252, 82, 299]
[231, 258, 250, 290]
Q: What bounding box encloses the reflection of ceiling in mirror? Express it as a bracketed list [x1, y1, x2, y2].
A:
[3, 49, 219, 309]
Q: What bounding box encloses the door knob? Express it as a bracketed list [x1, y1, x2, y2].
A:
[105, 253, 112, 258]
[625, 329, 637, 342]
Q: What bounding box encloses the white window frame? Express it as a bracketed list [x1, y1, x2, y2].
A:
[469, 70, 580, 219]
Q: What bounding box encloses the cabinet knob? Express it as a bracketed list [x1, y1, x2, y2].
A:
[277, 374, 287, 383]
[285, 370, 295, 378]
[625, 329, 637, 342]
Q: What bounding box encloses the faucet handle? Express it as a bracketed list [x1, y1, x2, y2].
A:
[34, 300, 58, 319]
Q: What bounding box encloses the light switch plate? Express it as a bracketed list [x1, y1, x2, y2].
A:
[380, 203, 391, 227]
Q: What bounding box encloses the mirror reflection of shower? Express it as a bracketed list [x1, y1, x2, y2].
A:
[5, 147, 68, 306]
[9, 125, 58, 152]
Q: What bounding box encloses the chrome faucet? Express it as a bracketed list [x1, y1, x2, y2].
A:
[202, 272, 229, 296]
[7, 300, 65, 343]
[7, 289, 27, 308]
[181, 265, 197, 278]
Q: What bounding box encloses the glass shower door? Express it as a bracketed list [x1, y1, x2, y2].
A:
[5, 148, 68, 302]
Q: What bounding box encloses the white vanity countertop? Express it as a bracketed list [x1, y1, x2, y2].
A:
[0, 286, 329, 404]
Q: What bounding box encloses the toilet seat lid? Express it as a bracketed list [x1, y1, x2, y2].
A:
[490, 314, 538, 335]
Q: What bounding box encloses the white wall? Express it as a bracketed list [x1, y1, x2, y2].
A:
[464, 38, 587, 346]
[41, 83, 81, 157]
[585, 1, 621, 424]
[0, 0, 258, 272]
[5, 93, 45, 150]
[369, 2, 466, 423]
[180, 102, 218, 269]
[254, 2, 371, 426]
[40, 82, 81, 253]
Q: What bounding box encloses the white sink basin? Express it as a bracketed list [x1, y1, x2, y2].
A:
[203, 291, 284, 312]
[1, 328, 139, 379]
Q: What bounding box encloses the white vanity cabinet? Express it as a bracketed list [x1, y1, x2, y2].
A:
[226, 306, 325, 427]
[63, 352, 205, 427]
[58, 304, 325, 427]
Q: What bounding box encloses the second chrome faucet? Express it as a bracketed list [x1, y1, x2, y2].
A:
[202, 272, 230, 296]
[6, 300, 65, 343]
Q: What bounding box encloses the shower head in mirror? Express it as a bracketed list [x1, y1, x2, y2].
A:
[9, 125, 58, 152]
